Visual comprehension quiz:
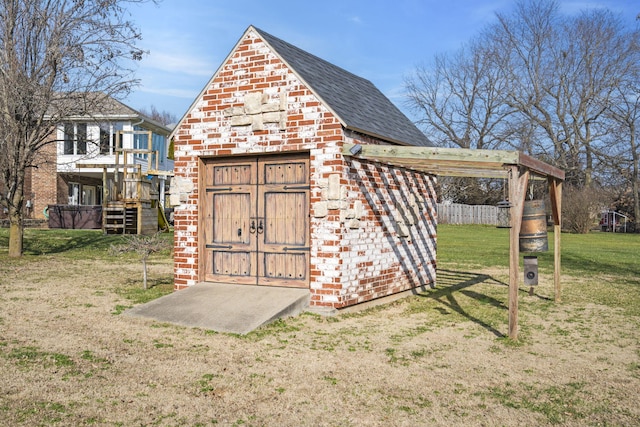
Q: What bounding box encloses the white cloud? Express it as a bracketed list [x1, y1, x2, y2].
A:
[136, 85, 200, 99]
[141, 50, 215, 78]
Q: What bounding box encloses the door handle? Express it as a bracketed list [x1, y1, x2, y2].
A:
[250, 220, 256, 234]
[206, 244, 232, 249]
[257, 219, 264, 234]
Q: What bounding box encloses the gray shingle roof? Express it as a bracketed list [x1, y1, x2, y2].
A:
[254, 27, 432, 147]
[56, 93, 170, 134]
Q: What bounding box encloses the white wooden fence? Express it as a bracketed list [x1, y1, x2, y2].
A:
[437, 203, 498, 225]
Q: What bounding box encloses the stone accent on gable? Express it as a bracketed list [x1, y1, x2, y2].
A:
[223, 91, 287, 131]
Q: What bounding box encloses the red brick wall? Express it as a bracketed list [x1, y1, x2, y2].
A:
[30, 137, 58, 219]
[172, 28, 437, 308]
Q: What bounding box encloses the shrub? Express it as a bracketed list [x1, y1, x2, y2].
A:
[562, 185, 609, 233]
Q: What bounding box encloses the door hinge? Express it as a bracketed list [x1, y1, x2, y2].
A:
[206, 187, 232, 192]
[206, 244, 232, 249]
[283, 246, 310, 252]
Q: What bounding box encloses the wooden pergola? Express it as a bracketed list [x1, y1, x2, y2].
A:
[342, 144, 565, 340]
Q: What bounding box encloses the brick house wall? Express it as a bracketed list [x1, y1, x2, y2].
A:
[0, 132, 55, 221]
[29, 130, 102, 219]
[172, 27, 437, 309]
[326, 135, 437, 308]
[29, 132, 58, 220]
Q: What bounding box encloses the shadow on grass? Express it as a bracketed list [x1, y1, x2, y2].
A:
[420, 269, 508, 338]
[26, 230, 118, 255]
[0, 229, 173, 257]
[123, 276, 174, 288]
[0, 229, 120, 256]
[561, 252, 640, 278]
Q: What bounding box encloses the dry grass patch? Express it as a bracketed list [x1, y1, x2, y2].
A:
[1, 228, 639, 426]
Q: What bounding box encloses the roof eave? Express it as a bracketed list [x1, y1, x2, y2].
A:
[49, 114, 171, 135]
[344, 125, 419, 147]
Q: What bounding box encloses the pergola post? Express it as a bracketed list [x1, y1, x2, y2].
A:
[548, 177, 563, 302]
[508, 166, 529, 340]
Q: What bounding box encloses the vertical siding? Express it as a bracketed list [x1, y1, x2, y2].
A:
[437, 203, 498, 225]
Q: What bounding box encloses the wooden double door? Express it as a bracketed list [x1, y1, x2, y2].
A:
[202, 154, 310, 288]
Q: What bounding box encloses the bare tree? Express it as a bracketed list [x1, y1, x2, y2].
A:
[110, 232, 170, 290]
[493, 0, 638, 186]
[407, 0, 640, 213]
[601, 77, 640, 229]
[0, 0, 155, 257]
[562, 185, 610, 233]
[406, 37, 515, 150]
[405, 36, 518, 204]
[138, 105, 178, 127]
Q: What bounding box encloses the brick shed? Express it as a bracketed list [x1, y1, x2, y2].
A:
[170, 26, 437, 310]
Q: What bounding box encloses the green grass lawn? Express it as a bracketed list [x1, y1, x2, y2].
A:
[1, 224, 637, 279]
[0, 228, 173, 260]
[437, 224, 640, 276]
[437, 224, 640, 316]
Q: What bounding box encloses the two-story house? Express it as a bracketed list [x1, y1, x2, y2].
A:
[26, 95, 173, 232]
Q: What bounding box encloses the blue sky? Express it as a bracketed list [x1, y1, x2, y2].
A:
[125, 0, 638, 123]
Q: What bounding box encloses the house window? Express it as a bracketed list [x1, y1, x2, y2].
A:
[63, 123, 88, 155]
[98, 123, 123, 155]
[64, 123, 73, 154]
[152, 133, 166, 166]
[100, 125, 110, 155]
[77, 123, 87, 154]
[68, 183, 80, 205]
[133, 125, 149, 160]
[83, 186, 96, 205]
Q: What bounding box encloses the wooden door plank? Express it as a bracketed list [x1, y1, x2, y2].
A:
[257, 154, 310, 288]
[203, 157, 258, 285]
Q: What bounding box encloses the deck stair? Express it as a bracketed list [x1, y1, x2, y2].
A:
[100, 129, 172, 235]
[104, 203, 126, 234]
[104, 203, 144, 234]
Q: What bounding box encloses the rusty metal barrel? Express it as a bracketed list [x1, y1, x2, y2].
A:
[519, 199, 548, 252]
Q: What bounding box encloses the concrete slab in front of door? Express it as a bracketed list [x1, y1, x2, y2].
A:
[125, 282, 310, 335]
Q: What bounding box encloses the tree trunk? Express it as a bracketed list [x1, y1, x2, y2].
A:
[584, 123, 593, 188]
[8, 207, 24, 257]
[8, 177, 25, 257]
[142, 257, 148, 290]
[633, 177, 639, 233]
[584, 149, 592, 188]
